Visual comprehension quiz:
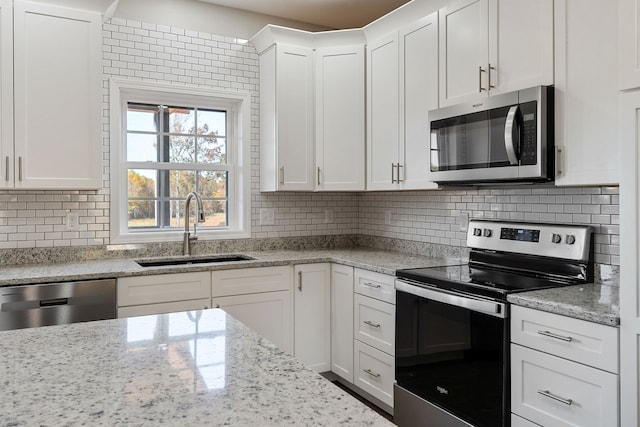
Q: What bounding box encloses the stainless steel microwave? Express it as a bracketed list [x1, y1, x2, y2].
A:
[429, 86, 554, 184]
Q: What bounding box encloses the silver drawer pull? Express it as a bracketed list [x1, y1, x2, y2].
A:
[537, 330, 573, 342]
[363, 320, 381, 328]
[538, 389, 573, 406]
[363, 368, 380, 378]
[363, 282, 382, 289]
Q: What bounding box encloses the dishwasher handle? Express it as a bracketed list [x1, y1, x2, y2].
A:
[39, 298, 69, 307]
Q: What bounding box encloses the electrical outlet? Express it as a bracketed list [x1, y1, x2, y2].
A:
[384, 210, 392, 225]
[66, 212, 80, 230]
[324, 209, 334, 223]
[260, 208, 275, 225]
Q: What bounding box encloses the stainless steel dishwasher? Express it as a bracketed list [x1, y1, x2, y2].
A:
[0, 279, 116, 331]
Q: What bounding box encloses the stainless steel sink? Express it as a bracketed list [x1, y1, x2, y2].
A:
[135, 254, 254, 267]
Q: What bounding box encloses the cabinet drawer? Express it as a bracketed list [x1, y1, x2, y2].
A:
[511, 344, 618, 427]
[212, 266, 292, 297]
[511, 305, 619, 373]
[354, 268, 395, 303]
[117, 272, 211, 307]
[511, 414, 541, 427]
[354, 293, 395, 355]
[354, 339, 395, 407]
[117, 298, 210, 318]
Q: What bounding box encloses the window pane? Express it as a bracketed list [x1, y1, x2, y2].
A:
[127, 104, 159, 132]
[168, 170, 196, 198]
[168, 106, 195, 134]
[128, 200, 156, 228]
[197, 109, 226, 137]
[169, 136, 196, 163]
[198, 137, 226, 164]
[198, 171, 227, 198]
[128, 169, 157, 198]
[203, 200, 227, 227]
[127, 133, 158, 162]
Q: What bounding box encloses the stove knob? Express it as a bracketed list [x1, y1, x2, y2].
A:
[473, 228, 482, 236]
[551, 233, 562, 244]
[566, 235, 576, 245]
[483, 228, 492, 237]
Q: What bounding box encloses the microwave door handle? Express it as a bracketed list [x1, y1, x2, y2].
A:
[504, 105, 520, 165]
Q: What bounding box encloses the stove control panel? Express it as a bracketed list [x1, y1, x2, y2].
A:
[467, 220, 593, 261]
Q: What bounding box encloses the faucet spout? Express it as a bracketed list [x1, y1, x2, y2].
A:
[183, 192, 205, 256]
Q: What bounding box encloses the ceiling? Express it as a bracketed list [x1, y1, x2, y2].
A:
[197, 0, 412, 29]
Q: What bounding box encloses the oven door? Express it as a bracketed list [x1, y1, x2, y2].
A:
[394, 279, 509, 427]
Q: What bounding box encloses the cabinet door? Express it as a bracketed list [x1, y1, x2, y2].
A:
[213, 290, 293, 354]
[117, 272, 211, 307]
[620, 0, 640, 90]
[554, 0, 619, 186]
[294, 263, 330, 372]
[619, 90, 640, 427]
[489, 0, 554, 94]
[0, 0, 11, 189]
[399, 12, 439, 190]
[331, 264, 354, 382]
[315, 45, 365, 191]
[366, 32, 400, 191]
[117, 299, 211, 318]
[276, 44, 314, 191]
[13, 1, 102, 189]
[439, 0, 489, 106]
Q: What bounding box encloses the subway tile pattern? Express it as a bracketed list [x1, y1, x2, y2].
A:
[0, 19, 620, 270]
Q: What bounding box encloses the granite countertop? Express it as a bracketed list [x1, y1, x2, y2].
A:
[0, 308, 393, 426]
[0, 247, 461, 286]
[507, 283, 620, 327]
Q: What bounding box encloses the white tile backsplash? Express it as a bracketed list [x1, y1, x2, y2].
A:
[0, 19, 620, 267]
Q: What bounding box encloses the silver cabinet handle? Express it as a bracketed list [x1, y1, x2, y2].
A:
[215, 304, 221, 308]
[488, 63, 496, 89]
[279, 166, 285, 185]
[363, 320, 381, 328]
[537, 330, 573, 342]
[4, 156, 8, 181]
[362, 282, 382, 289]
[556, 147, 563, 176]
[504, 105, 520, 165]
[478, 66, 486, 92]
[18, 157, 22, 181]
[363, 368, 381, 378]
[396, 163, 403, 182]
[317, 167, 321, 186]
[298, 270, 302, 291]
[537, 389, 573, 406]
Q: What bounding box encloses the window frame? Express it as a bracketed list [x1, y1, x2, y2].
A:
[109, 78, 251, 244]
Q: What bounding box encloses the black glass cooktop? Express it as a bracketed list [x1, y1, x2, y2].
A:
[395, 263, 580, 301]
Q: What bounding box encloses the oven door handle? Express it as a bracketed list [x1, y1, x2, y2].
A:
[395, 279, 507, 319]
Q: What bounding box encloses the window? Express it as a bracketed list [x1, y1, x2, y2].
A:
[110, 80, 250, 244]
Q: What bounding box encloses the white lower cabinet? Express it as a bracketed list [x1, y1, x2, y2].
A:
[354, 339, 395, 407]
[511, 414, 541, 427]
[294, 263, 331, 372]
[331, 263, 354, 382]
[117, 272, 211, 318]
[354, 293, 395, 356]
[212, 266, 293, 354]
[510, 306, 619, 427]
[213, 291, 293, 354]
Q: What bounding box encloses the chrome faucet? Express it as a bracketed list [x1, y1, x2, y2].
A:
[183, 192, 205, 256]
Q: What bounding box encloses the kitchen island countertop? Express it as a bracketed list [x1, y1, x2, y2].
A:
[0, 308, 393, 426]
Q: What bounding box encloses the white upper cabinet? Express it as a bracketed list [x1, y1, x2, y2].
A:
[12, 0, 102, 189]
[554, 0, 619, 186]
[367, 11, 439, 191]
[315, 45, 365, 191]
[439, 0, 553, 106]
[0, 0, 12, 189]
[620, 0, 640, 90]
[259, 43, 315, 191]
[252, 26, 366, 192]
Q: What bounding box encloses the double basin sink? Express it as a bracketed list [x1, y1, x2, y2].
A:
[135, 254, 254, 268]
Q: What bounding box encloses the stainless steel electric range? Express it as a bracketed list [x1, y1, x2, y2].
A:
[394, 220, 594, 427]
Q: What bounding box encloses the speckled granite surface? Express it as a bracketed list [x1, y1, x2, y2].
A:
[0, 308, 393, 426]
[507, 283, 619, 326]
[0, 248, 461, 286]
